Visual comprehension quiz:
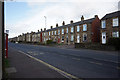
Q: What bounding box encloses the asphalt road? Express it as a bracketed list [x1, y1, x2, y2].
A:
[8, 42, 120, 78]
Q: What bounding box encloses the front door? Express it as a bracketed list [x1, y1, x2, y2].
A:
[102, 32, 106, 44]
[77, 34, 80, 43]
[66, 35, 68, 43]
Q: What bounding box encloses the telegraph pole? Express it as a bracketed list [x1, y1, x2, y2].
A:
[0, 0, 4, 79]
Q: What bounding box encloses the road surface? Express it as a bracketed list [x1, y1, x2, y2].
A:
[8, 42, 120, 78]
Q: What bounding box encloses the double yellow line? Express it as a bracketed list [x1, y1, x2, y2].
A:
[19, 50, 82, 80]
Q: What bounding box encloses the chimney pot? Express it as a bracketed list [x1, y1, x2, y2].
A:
[70, 20, 73, 24]
[44, 28, 46, 31]
[81, 15, 84, 21]
[95, 15, 98, 18]
[62, 21, 65, 25]
[56, 23, 58, 27]
[41, 28, 43, 31]
[51, 26, 53, 29]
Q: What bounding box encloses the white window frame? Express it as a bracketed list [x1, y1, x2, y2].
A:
[71, 27, 74, 33]
[49, 32, 50, 36]
[112, 31, 119, 37]
[101, 20, 106, 28]
[83, 24, 87, 31]
[77, 25, 80, 32]
[62, 29, 64, 34]
[113, 18, 118, 27]
[52, 31, 53, 35]
[55, 31, 56, 35]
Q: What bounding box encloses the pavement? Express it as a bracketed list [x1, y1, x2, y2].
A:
[7, 47, 67, 79]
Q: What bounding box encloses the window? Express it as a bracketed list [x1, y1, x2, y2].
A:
[101, 20, 106, 28]
[113, 18, 118, 27]
[44, 33, 45, 36]
[71, 35, 74, 41]
[66, 28, 68, 33]
[83, 33, 87, 42]
[62, 36, 64, 42]
[77, 26, 80, 32]
[58, 29, 60, 35]
[52, 31, 53, 35]
[62, 29, 64, 34]
[112, 31, 119, 37]
[83, 24, 87, 31]
[55, 31, 56, 35]
[71, 27, 74, 33]
[49, 32, 50, 36]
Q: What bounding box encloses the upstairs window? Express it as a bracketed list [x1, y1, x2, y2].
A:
[112, 31, 119, 37]
[62, 29, 64, 34]
[83, 24, 87, 31]
[113, 18, 118, 27]
[77, 25, 80, 32]
[52, 31, 53, 35]
[66, 28, 68, 33]
[49, 32, 50, 36]
[58, 29, 60, 35]
[101, 20, 106, 28]
[71, 27, 74, 33]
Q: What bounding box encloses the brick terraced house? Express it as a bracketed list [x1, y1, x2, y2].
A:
[40, 15, 100, 44]
[101, 11, 120, 44]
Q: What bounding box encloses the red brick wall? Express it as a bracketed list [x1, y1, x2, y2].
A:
[91, 16, 100, 43]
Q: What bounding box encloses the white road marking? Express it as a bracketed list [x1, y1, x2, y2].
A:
[89, 61, 103, 65]
[72, 58, 80, 61]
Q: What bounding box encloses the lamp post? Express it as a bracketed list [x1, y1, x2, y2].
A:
[44, 16, 47, 44]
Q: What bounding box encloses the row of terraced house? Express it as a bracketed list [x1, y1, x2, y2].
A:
[9, 11, 120, 45]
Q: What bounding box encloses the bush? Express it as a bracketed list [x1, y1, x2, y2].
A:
[107, 38, 120, 50]
[46, 40, 53, 44]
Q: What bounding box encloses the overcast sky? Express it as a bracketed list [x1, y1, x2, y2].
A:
[5, 0, 120, 38]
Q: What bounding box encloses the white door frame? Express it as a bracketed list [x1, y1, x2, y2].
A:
[102, 32, 106, 44]
[77, 34, 80, 43]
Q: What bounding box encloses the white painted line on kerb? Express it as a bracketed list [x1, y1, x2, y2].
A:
[18, 50, 81, 80]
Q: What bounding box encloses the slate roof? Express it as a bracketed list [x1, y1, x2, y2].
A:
[35, 17, 95, 34]
[101, 11, 120, 20]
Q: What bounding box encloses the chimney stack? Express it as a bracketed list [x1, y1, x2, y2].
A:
[56, 23, 58, 27]
[44, 28, 46, 31]
[70, 20, 73, 24]
[94, 15, 98, 18]
[81, 15, 84, 21]
[51, 26, 53, 29]
[41, 28, 43, 31]
[62, 21, 65, 25]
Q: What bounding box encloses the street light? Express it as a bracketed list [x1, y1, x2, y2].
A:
[44, 16, 46, 29]
[44, 16, 47, 44]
